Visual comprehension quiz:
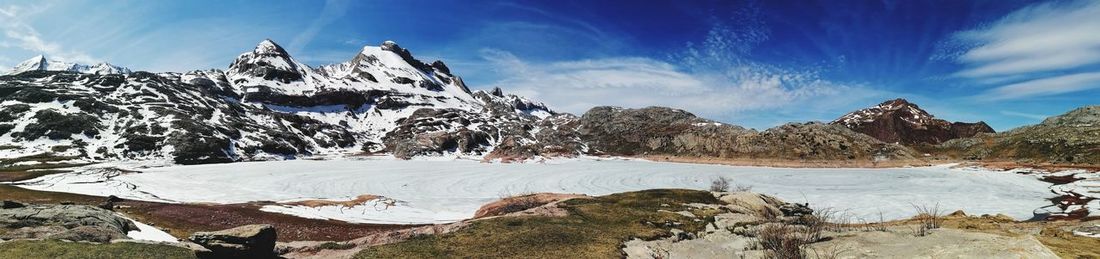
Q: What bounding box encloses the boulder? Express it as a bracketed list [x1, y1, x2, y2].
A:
[188, 224, 277, 259]
[778, 203, 813, 217]
[715, 192, 785, 218]
[0, 204, 137, 242]
[1, 200, 24, 209]
[473, 193, 588, 218]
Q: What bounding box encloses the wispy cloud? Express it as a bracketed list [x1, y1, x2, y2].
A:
[0, 3, 96, 64]
[999, 110, 1049, 121]
[946, 0, 1100, 100]
[952, 0, 1100, 78]
[288, 0, 350, 54]
[482, 21, 884, 128]
[978, 72, 1100, 101]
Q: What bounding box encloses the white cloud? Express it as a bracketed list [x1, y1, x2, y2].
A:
[0, 3, 96, 64]
[999, 110, 1049, 121]
[288, 0, 350, 54]
[947, 0, 1100, 100]
[478, 17, 886, 129]
[482, 50, 881, 128]
[978, 72, 1100, 101]
[952, 0, 1100, 78]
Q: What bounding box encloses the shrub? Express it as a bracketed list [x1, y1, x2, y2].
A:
[317, 242, 356, 250]
[755, 224, 810, 259]
[709, 176, 731, 192]
[911, 203, 942, 236]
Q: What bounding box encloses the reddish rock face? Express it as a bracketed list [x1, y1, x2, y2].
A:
[831, 98, 994, 145]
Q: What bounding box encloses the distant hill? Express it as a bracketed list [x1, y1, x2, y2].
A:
[939, 106, 1100, 165]
[832, 98, 994, 146]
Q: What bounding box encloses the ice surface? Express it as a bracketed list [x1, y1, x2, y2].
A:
[17, 159, 1052, 225]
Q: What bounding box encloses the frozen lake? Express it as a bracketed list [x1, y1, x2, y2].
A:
[16, 158, 1052, 224]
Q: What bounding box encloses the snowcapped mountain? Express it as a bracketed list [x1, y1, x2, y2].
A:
[6, 55, 131, 75]
[0, 40, 922, 165]
[0, 39, 559, 164]
[832, 98, 994, 145]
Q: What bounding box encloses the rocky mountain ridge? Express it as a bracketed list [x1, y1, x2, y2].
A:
[0, 40, 557, 164]
[5, 55, 131, 75]
[0, 40, 1090, 166]
[832, 98, 994, 145]
[940, 105, 1100, 165]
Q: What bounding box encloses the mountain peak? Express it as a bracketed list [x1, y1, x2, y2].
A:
[380, 40, 402, 52]
[832, 98, 994, 145]
[227, 39, 307, 84]
[7, 55, 129, 75]
[878, 98, 916, 110]
[254, 39, 289, 56]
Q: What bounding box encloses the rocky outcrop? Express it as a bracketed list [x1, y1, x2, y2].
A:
[576, 106, 914, 160]
[383, 108, 495, 159]
[188, 224, 277, 259]
[577, 106, 753, 156]
[0, 203, 138, 243]
[941, 105, 1100, 164]
[473, 193, 589, 219]
[832, 98, 994, 146]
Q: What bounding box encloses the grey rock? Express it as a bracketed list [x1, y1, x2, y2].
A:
[1, 200, 24, 209]
[0, 204, 137, 242]
[188, 224, 278, 259]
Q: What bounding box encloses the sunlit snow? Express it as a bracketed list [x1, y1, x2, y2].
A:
[17, 158, 1052, 225]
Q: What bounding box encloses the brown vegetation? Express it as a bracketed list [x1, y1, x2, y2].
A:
[0, 185, 417, 242]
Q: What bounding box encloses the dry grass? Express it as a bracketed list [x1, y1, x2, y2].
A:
[808, 244, 850, 259]
[0, 239, 196, 259]
[0, 153, 89, 182]
[936, 215, 1100, 258]
[283, 194, 382, 208]
[356, 189, 719, 258]
[754, 224, 813, 259]
[491, 192, 544, 216]
[910, 203, 942, 236]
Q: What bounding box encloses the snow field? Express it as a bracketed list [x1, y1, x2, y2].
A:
[17, 159, 1053, 224]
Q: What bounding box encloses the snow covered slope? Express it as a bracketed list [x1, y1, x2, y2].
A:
[6, 55, 131, 75]
[0, 40, 917, 165]
[0, 40, 557, 164]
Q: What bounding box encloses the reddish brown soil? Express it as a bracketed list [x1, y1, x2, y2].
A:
[641, 155, 937, 168]
[972, 161, 1100, 173]
[0, 185, 418, 242]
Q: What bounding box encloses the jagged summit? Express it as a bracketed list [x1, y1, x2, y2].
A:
[6, 55, 130, 75]
[834, 98, 935, 128]
[254, 39, 288, 55]
[227, 39, 311, 85]
[379, 40, 403, 52]
[0, 37, 560, 164]
[833, 98, 994, 145]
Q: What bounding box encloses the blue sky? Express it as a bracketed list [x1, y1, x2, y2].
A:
[0, 0, 1097, 130]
